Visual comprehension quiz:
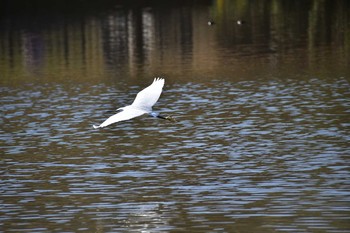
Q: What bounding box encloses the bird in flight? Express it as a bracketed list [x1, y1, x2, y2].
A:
[93, 78, 175, 129]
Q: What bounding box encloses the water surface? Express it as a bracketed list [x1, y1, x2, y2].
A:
[1, 0, 350, 232]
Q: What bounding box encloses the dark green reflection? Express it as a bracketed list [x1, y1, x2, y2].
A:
[0, 0, 349, 85]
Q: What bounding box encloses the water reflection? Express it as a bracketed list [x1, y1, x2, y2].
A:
[1, 0, 350, 232]
[0, 0, 349, 84]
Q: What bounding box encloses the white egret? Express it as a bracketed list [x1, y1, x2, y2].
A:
[93, 78, 175, 129]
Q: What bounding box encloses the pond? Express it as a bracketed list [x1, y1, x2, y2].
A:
[1, 0, 350, 232]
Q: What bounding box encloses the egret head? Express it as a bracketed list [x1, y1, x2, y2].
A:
[150, 112, 177, 122]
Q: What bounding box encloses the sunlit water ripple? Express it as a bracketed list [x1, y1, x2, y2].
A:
[1, 77, 350, 232]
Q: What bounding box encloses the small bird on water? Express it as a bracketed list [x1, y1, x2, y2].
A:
[93, 78, 176, 129]
[208, 20, 215, 26]
[236, 20, 246, 25]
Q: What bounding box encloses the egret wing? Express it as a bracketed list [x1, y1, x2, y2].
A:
[93, 108, 146, 129]
[131, 78, 164, 111]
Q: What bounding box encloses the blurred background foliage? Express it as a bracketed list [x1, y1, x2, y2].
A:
[0, 0, 349, 84]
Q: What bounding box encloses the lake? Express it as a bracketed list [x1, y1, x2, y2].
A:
[1, 0, 350, 232]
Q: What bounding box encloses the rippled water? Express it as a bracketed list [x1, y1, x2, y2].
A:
[1, 77, 349, 232]
[1, 0, 350, 232]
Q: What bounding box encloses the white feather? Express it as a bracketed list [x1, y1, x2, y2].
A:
[131, 77, 164, 111]
[93, 78, 165, 129]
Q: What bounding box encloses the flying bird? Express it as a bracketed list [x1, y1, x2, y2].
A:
[93, 78, 175, 129]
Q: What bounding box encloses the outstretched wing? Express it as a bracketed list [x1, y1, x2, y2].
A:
[93, 108, 146, 129]
[131, 78, 165, 111]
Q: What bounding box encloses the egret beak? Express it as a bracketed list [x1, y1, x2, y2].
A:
[164, 115, 177, 122]
[157, 115, 177, 122]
